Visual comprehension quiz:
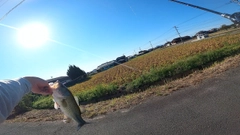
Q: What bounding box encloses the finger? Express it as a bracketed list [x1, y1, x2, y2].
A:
[40, 86, 53, 95]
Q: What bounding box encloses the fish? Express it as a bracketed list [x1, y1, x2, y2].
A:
[53, 96, 85, 123]
[51, 81, 86, 130]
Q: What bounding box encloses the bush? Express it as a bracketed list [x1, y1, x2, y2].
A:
[32, 96, 54, 109]
[14, 93, 34, 114]
[77, 84, 118, 102]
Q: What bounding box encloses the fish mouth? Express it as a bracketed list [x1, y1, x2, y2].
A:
[52, 88, 66, 98]
[50, 81, 60, 90]
[50, 81, 65, 98]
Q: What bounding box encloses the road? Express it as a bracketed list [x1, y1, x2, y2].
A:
[1, 65, 240, 135]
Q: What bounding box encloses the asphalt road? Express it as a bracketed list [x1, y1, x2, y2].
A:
[1, 65, 240, 135]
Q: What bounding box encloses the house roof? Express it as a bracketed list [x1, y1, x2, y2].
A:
[47, 76, 71, 83]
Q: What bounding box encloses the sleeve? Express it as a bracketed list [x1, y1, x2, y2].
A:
[0, 78, 32, 123]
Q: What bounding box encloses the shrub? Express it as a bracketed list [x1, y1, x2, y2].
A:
[77, 84, 118, 102]
[14, 93, 34, 114]
[32, 96, 54, 109]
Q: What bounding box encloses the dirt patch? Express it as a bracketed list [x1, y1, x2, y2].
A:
[5, 54, 240, 123]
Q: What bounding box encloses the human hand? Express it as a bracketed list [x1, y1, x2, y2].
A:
[24, 76, 53, 95]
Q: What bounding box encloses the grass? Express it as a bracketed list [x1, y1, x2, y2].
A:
[78, 35, 240, 102]
[7, 42, 240, 122]
[82, 53, 240, 118]
[32, 96, 53, 109]
[126, 42, 240, 91]
[6, 32, 240, 121]
[14, 32, 240, 111]
[76, 84, 118, 102]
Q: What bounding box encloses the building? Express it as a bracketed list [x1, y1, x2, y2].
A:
[171, 36, 191, 44]
[96, 60, 117, 72]
[116, 55, 128, 64]
[196, 33, 209, 40]
[47, 76, 71, 84]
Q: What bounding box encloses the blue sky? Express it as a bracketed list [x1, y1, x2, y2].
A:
[0, 0, 239, 80]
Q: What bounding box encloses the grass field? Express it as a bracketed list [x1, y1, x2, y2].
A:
[29, 30, 240, 109]
[7, 28, 240, 122]
[71, 33, 239, 91]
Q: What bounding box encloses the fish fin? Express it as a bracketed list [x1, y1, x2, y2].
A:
[54, 102, 60, 109]
[77, 124, 82, 131]
[79, 105, 86, 113]
[77, 122, 87, 131]
[76, 116, 87, 131]
[53, 99, 60, 109]
[63, 115, 71, 123]
[74, 96, 79, 106]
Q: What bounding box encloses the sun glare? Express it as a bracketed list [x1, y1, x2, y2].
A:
[17, 23, 49, 48]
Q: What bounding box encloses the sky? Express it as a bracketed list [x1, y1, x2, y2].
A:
[0, 0, 239, 80]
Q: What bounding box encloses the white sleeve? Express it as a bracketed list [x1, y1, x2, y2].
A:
[0, 78, 32, 123]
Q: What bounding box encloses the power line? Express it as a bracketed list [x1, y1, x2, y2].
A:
[0, 0, 25, 22]
[141, 1, 231, 48]
[176, 1, 232, 27]
[0, 0, 9, 8]
[122, 1, 233, 56]
[231, 0, 240, 5]
[180, 18, 224, 35]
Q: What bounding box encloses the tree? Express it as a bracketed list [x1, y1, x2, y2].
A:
[219, 24, 231, 31]
[67, 65, 87, 80]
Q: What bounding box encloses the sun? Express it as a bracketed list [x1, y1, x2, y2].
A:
[17, 23, 49, 48]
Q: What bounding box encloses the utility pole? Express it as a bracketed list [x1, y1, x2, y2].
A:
[174, 26, 183, 44]
[149, 41, 153, 49]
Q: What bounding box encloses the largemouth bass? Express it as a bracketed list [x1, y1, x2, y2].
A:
[53, 96, 85, 123]
[51, 81, 86, 130]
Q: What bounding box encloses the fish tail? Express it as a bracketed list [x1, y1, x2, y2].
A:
[77, 124, 82, 131]
[76, 116, 87, 131]
[77, 121, 87, 131]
